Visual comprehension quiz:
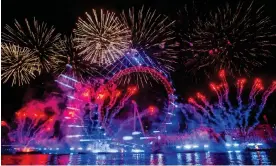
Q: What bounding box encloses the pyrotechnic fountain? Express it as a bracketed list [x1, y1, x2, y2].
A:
[1, 50, 177, 154]
[2, 58, 276, 154]
[167, 70, 276, 151]
[183, 70, 276, 135]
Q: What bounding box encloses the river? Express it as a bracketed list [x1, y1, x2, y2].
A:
[2, 150, 276, 165]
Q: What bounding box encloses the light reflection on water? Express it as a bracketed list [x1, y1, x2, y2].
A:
[2, 150, 276, 165]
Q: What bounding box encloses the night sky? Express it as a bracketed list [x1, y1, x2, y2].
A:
[2, 0, 276, 123]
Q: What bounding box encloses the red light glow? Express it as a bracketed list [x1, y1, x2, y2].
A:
[148, 105, 157, 115]
[219, 70, 225, 78]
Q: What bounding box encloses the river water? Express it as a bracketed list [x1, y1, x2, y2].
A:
[2, 150, 276, 165]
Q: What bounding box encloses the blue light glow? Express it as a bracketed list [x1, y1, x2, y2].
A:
[140, 137, 154, 140]
[60, 74, 78, 82]
[184, 145, 192, 149]
[80, 139, 94, 142]
[66, 64, 72, 68]
[204, 144, 209, 148]
[68, 125, 84, 128]
[233, 143, 239, 147]
[66, 135, 83, 138]
[55, 80, 74, 89]
[123, 136, 133, 141]
[132, 131, 141, 135]
[226, 143, 232, 147]
[131, 149, 144, 153]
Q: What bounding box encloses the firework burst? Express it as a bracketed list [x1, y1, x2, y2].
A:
[74, 9, 132, 66]
[53, 35, 99, 82]
[2, 18, 62, 72]
[120, 6, 177, 70]
[1, 44, 40, 86]
[178, 1, 276, 76]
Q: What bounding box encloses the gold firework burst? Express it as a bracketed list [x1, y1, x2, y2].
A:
[2, 18, 62, 72]
[74, 9, 132, 66]
[1, 44, 40, 86]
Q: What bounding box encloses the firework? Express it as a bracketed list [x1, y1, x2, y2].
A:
[121, 6, 177, 70]
[74, 9, 131, 66]
[53, 35, 99, 82]
[1, 44, 40, 86]
[185, 70, 276, 135]
[2, 18, 62, 72]
[179, 1, 276, 76]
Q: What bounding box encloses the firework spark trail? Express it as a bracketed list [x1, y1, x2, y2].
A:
[9, 99, 60, 146]
[74, 9, 131, 66]
[102, 84, 122, 126]
[103, 90, 121, 125]
[25, 117, 56, 147]
[209, 83, 223, 108]
[219, 70, 232, 110]
[248, 81, 276, 133]
[179, 1, 276, 76]
[188, 97, 208, 115]
[189, 94, 222, 126]
[106, 85, 121, 109]
[243, 78, 264, 129]
[1, 121, 11, 131]
[235, 78, 247, 128]
[1, 44, 40, 86]
[14, 112, 27, 143]
[181, 103, 206, 126]
[2, 18, 63, 72]
[121, 6, 176, 71]
[259, 81, 276, 110]
[108, 86, 138, 127]
[236, 78, 246, 110]
[94, 85, 110, 124]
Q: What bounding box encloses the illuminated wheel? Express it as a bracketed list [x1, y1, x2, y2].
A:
[101, 66, 176, 137]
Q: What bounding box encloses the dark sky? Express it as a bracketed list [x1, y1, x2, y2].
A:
[2, 0, 276, 123]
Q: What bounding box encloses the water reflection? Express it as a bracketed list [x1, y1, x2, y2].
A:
[177, 153, 182, 165]
[2, 150, 276, 165]
[157, 154, 164, 165]
[235, 151, 243, 165]
[205, 152, 213, 165]
[186, 153, 192, 164]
